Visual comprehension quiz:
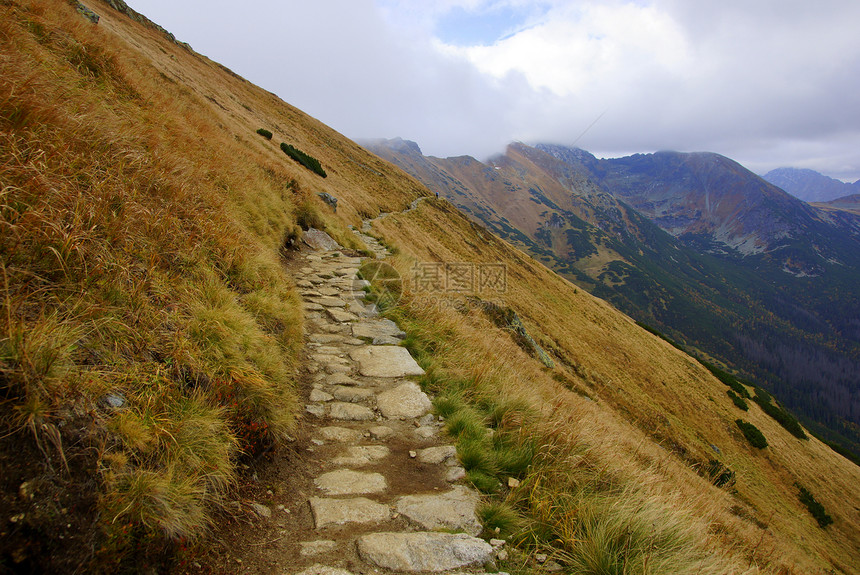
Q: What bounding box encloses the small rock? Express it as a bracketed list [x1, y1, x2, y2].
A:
[498, 549, 509, 561]
[409, 451, 417, 458]
[508, 477, 520, 488]
[417, 445, 457, 464]
[414, 426, 436, 439]
[305, 404, 326, 417]
[369, 425, 394, 440]
[310, 389, 334, 402]
[418, 413, 436, 426]
[546, 560, 564, 572]
[105, 393, 125, 408]
[536, 553, 547, 564]
[299, 540, 338, 557]
[490, 538, 506, 548]
[446, 466, 466, 482]
[249, 503, 271, 519]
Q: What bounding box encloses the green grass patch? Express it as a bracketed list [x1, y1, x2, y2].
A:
[255, 128, 272, 140]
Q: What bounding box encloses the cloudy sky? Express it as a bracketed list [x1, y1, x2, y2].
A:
[130, 0, 860, 181]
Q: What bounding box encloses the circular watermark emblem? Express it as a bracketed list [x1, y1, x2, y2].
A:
[353, 261, 403, 310]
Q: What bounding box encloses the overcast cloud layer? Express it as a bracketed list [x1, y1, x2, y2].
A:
[130, 1, 860, 182]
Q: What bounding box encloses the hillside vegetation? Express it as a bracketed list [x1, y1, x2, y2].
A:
[1, 1, 859, 574]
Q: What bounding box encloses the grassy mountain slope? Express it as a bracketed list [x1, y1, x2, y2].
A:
[0, 0, 424, 570]
[1, 1, 859, 573]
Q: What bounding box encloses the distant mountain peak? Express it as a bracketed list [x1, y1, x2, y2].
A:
[763, 167, 859, 203]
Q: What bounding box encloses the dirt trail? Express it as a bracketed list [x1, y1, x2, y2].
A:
[187, 222, 502, 574]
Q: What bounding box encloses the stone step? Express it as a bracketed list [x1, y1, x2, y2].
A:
[395, 486, 482, 535]
[314, 469, 387, 495]
[350, 346, 426, 378]
[308, 497, 390, 528]
[356, 532, 494, 572]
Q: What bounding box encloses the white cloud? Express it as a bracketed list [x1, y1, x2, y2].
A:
[127, 0, 860, 180]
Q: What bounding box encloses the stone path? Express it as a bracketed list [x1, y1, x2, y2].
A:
[291, 230, 504, 574]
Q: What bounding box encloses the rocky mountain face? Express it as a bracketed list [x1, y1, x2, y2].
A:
[764, 167, 860, 203]
[364, 139, 860, 457]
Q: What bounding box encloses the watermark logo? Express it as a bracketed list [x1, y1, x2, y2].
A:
[353, 261, 403, 308]
[412, 262, 507, 294]
[352, 261, 508, 311]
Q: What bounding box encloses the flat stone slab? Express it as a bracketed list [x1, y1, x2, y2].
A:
[315, 469, 387, 495]
[317, 426, 364, 442]
[395, 486, 482, 535]
[350, 346, 425, 378]
[303, 228, 342, 251]
[326, 308, 359, 323]
[327, 373, 361, 386]
[309, 297, 347, 308]
[309, 497, 389, 528]
[376, 382, 432, 419]
[352, 319, 406, 341]
[332, 445, 391, 467]
[329, 402, 375, 421]
[296, 565, 354, 575]
[417, 445, 457, 465]
[331, 385, 375, 403]
[357, 532, 494, 572]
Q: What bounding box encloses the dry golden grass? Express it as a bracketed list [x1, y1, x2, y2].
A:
[372, 199, 860, 574]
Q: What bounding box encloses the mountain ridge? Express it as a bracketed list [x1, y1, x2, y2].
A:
[364, 138, 860, 461]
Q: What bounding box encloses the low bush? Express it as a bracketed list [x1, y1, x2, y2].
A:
[753, 389, 807, 440]
[727, 389, 749, 411]
[701, 361, 751, 399]
[796, 484, 833, 528]
[280, 142, 326, 177]
[255, 128, 272, 140]
[736, 419, 768, 449]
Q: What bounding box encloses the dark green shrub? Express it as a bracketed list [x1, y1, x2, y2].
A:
[753, 389, 807, 440]
[736, 419, 768, 449]
[256, 128, 273, 140]
[727, 389, 749, 411]
[796, 484, 833, 528]
[701, 361, 751, 398]
[280, 142, 326, 177]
